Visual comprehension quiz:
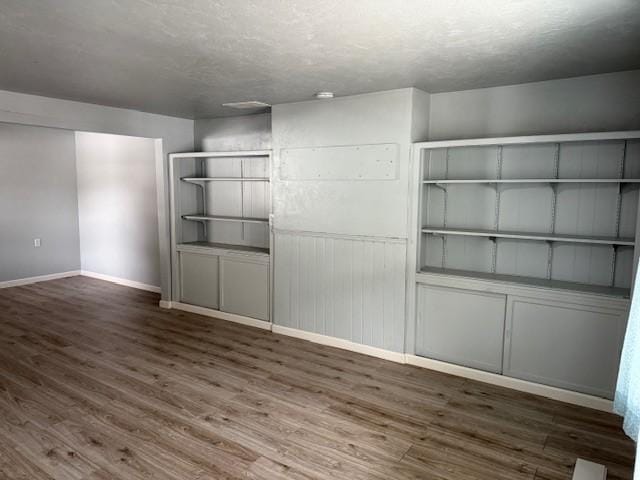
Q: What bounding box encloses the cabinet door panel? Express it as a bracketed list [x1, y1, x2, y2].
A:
[503, 297, 626, 399]
[416, 285, 506, 373]
[180, 252, 219, 309]
[220, 257, 270, 321]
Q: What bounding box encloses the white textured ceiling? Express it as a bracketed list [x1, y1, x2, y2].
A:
[0, 0, 639, 119]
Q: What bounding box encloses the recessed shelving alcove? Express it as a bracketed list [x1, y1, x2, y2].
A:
[169, 150, 272, 323]
[410, 132, 640, 399]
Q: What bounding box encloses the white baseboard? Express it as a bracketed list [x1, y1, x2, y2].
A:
[159, 300, 172, 309]
[405, 355, 613, 412]
[80, 271, 161, 293]
[271, 325, 406, 363]
[169, 301, 271, 331]
[0, 270, 81, 289]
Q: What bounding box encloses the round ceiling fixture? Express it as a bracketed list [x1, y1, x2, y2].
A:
[315, 92, 334, 99]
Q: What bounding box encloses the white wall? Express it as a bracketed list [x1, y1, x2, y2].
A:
[195, 113, 271, 151]
[0, 123, 80, 283]
[429, 70, 640, 140]
[0, 89, 194, 299]
[75, 132, 160, 289]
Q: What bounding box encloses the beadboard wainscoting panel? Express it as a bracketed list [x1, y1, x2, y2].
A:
[274, 230, 407, 353]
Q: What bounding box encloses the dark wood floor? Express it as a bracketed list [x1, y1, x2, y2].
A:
[0, 276, 634, 479]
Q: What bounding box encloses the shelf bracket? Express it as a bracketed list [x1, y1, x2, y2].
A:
[433, 182, 447, 191]
[610, 244, 619, 288]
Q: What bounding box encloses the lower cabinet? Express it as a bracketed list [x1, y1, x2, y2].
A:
[416, 285, 506, 373]
[220, 256, 270, 321]
[415, 279, 628, 399]
[178, 249, 270, 322]
[503, 296, 627, 398]
[180, 252, 219, 309]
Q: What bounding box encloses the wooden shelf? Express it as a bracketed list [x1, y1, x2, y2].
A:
[421, 227, 635, 246]
[182, 177, 269, 183]
[171, 150, 270, 159]
[423, 179, 640, 184]
[182, 214, 269, 225]
[177, 241, 269, 256]
[419, 267, 630, 299]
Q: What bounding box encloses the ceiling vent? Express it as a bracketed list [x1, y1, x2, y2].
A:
[222, 101, 271, 109]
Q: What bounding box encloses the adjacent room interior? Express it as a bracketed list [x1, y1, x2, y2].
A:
[1, 1, 640, 479]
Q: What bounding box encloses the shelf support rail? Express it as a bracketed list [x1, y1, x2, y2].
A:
[610, 141, 627, 287]
[491, 146, 503, 273]
[547, 143, 560, 280]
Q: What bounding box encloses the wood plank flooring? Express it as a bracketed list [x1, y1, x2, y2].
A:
[0, 276, 634, 479]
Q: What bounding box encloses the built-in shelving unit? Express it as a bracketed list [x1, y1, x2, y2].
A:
[171, 150, 272, 251]
[416, 137, 640, 296]
[169, 150, 273, 324]
[410, 131, 640, 400]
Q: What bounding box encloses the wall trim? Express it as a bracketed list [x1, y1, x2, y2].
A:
[80, 270, 161, 293]
[169, 301, 272, 331]
[0, 270, 81, 289]
[272, 324, 407, 363]
[405, 355, 613, 413]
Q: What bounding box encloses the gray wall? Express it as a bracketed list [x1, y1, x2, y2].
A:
[0, 122, 80, 282]
[0, 88, 194, 299]
[76, 132, 160, 288]
[195, 113, 271, 151]
[429, 70, 640, 140]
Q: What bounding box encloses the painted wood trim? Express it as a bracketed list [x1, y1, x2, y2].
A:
[80, 271, 161, 293]
[272, 325, 406, 363]
[170, 301, 271, 330]
[176, 243, 270, 260]
[170, 150, 271, 159]
[405, 354, 613, 412]
[404, 139, 423, 355]
[416, 270, 630, 309]
[0, 270, 81, 289]
[413, 131, 640, 150]
[159, 300, 172, 309]
[273, 228, 407, 243]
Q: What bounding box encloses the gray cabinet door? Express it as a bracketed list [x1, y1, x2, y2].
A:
[416, 285, 506, 373]
[503, 296, 627, 399]
[220, 256, 270, 321]
[179, 252, 219, 309]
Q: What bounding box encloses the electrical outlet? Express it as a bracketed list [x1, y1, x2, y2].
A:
[34, 238, 41, 247]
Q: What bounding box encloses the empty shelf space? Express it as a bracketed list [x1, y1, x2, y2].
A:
[419, 267, 630, 298]
[177, 241, 269, 256]
[421, 227, 635, 246]
[182, 177, 269, 183]
[423, 179, 640, 184]
[182, 214, 269, 224]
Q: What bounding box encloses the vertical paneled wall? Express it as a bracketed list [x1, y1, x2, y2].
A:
[274, 231, 406, 352]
